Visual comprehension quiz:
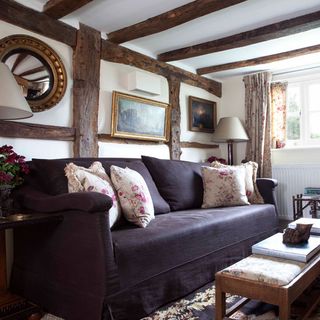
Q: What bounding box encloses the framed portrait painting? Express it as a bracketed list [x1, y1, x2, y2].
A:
[111, 91, 170, 142]
[189, 96, 217, 133]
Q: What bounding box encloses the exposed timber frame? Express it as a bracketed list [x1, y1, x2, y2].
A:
[0, 121, 75, 141]
[197, 44, 320, 74]
[73, 23, 101, 157]
[107, 0, 247, 44]
[158, 10, 320, 62]
[0, 0, 222, 159]
[101, 40, 221, 97]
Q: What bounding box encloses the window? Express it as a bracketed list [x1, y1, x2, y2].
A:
[286, 78, 320, 146]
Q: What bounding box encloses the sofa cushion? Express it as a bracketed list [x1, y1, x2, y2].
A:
[112, 204, 278, 289]
[30, 158, 170, 215]
[201, 166, 249, 208]
[141, 155, 204, 211]
[210, 161, 264, 204]
[64, 161, 121, 228]
[110, 165, 154, 228]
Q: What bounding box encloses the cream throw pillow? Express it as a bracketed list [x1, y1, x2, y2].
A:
[64, 161, 121, 228]
[210, 161, 264, 204]
[110, 165, 154, 228]
[201, 166, 249, 208]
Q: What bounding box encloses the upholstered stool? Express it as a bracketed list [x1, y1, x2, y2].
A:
[215, 253, 320, 320]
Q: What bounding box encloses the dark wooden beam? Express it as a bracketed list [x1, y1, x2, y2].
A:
[197, 44, 320, 74]
[44, 0, 94, 19]
[0, 120, 75, 140]
[168, 76, 181, 160]
[101, 40, 222, 97]
[158, 10, 320, 62]
[181, 141, 219, 148]
[73, 24, 101, 157]
[108, 0, 247, 44]
[18, 66, 46, 77]
[11, 53, 28, 73]
[0, 0, 77, 47]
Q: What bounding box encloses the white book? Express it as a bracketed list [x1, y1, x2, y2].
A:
[252, 233, 320, 263]
[288, 218, 320, 235]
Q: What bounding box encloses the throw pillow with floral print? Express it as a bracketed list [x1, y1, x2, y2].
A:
[110, 165, 154, 228]
[201, 166, 249, 208]
[64, 161, 121, 228]
[210, 161, 264, 204]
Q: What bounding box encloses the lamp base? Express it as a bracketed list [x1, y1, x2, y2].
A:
[227, 141, 234, 165]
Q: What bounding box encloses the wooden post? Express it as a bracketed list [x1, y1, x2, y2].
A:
[168, 76, 181, 160]
[73, 23, 101, 157]
[0, 231, 7, 292]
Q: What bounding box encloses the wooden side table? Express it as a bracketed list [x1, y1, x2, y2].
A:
[0, 213, 63, 320]
[292, 194, 320, 220]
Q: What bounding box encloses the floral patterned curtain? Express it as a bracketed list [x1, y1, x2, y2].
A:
[270, 82, 288, 149]
[243, 72, 272, 178]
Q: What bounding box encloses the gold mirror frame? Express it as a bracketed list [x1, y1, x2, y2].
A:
[0, 34, 67, 112]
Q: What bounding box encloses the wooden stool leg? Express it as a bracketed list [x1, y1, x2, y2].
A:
[215, 275, 226, 320]
[279, 291, 290, 320]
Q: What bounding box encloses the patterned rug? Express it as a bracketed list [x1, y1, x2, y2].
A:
[142, 280, 320, 320]
[41, 280, 320, 320]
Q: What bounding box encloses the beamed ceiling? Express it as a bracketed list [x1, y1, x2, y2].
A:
[12, 0, 320, 80]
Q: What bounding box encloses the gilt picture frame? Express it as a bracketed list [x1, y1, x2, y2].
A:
[189, 96, 217, 133]
[111, 91, 170, 142]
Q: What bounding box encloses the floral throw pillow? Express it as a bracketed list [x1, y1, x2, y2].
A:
[201, 166, 250, 208]
[210, 161, 264, 204]
[110, 165, 154, 228]
[64, 161, 121, 228]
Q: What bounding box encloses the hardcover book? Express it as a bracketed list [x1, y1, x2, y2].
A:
[288, 218, 320, 235]
[252, 233, 320, 262]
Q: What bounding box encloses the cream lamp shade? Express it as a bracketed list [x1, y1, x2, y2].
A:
[212, 117, 249, 165]
[0, 62, 33, 120]
[212, 117, 249, 142]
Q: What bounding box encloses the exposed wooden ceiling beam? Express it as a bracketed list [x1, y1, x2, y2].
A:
[101, 40, 222, 97]
[197, 44, 320, 74]
[107, 0, 247, 44]
[18, 66, 46, 77]
[158, 10, 320, 62]
[43, 0, 94, 19]
[11, 52, 28, 73]
[0, 0, 77, 47]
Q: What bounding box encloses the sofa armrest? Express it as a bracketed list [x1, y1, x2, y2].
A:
[14, 187, 113, 213]
[256, 178, 279, 213]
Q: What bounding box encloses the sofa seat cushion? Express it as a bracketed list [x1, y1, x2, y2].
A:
[141, 155, 204, 211]
[111, 204, 278, 289]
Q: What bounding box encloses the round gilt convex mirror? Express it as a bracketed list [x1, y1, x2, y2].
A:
[0, 34, 67, 112]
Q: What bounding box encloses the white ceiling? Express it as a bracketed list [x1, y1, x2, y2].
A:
[15, 0, 320, 80]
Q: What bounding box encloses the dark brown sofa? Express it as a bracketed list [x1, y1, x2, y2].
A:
[11, 156, 279, 320]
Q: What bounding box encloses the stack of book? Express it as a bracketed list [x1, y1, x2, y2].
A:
[252, 232, 320, 263]
[304, 187, 320, 196]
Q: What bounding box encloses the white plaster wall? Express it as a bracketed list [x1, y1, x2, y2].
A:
[220, 76, 247, 164]
[179, 83, 222, 162]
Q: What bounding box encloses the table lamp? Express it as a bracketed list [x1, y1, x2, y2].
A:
[212, 117, 249, 165]
[0, 62, 33, 120]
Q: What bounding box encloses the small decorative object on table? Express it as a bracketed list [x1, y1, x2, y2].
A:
[283, 223, 313, 244]
[0, 145, 29, 216]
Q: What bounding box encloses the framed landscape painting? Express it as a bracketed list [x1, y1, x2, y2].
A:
[111, 91, 170, 142]
[189, 96, 217, 133]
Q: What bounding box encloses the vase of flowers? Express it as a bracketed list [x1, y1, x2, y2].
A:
[0, 145, 29, 216]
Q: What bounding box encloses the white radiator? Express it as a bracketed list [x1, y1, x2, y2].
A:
[272, 164, 320, 219]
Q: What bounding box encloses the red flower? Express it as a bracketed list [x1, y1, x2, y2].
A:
[0, 145, 29, 187]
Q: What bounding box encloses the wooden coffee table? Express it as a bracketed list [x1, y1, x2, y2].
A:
[215, 253, 320, 320]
